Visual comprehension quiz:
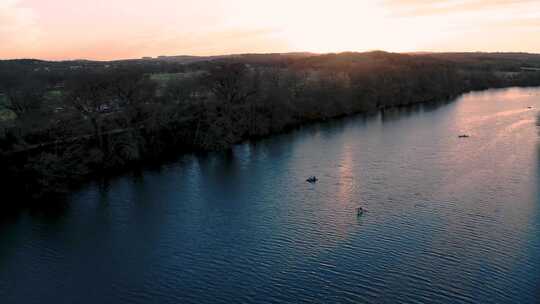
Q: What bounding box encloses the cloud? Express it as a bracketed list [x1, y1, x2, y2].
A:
[385, 0, 539, 16]
[0, 0, 40, 57]
[383, 0, 540, 36]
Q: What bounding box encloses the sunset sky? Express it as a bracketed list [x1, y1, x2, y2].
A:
[1, 0, 539, 60]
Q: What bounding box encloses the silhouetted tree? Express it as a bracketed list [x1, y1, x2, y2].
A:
[205, 63, 257, 105]
[64, 72, 111, 155]
[0, 71, 45, 118]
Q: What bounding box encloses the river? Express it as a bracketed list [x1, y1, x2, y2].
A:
[1, 87, 539, 303]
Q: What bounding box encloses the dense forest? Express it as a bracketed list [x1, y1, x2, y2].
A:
[1, 51, 540, 201]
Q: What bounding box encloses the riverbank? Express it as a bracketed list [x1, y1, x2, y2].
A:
[1, 51, 540, 203]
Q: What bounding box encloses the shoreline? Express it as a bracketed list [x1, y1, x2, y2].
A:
[4, 85, 539, 206]
[2, 51, 540, 204]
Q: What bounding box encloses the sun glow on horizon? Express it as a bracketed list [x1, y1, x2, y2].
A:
[1, 0, 539, 60]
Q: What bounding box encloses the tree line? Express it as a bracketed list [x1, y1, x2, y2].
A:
[1, 51, 540, 201]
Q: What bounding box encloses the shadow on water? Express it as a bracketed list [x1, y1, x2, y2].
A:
[0, 195, 71, 225]
[196, 149, 242, 181]
[380, 99, 455, 123]
[0, 98, 458, 226]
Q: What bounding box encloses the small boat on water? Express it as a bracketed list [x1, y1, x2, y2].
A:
[458, 134, 470, 138]
[357, 207, 366, 217]
[306, 176, 318, 183]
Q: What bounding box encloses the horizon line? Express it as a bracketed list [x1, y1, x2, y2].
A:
[2, 50, 540, 63]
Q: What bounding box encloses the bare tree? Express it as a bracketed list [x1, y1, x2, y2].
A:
[65, 73, 111, 152]
[0, 72, 45, 118]
[205, 63, 257, 105]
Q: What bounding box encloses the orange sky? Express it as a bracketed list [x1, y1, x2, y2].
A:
[1, 0, 539, 60]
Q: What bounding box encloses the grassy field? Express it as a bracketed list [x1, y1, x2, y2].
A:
[150, 73, 185, 83]
[150, 71, 206, 84]
[0, 109, 16, 122]
[0, 94, 15, 122]
[0, 94, 14, 121]
[46, 90, 63, 99]
[0, 90, 67, 122]
[0, 94, 15, 121]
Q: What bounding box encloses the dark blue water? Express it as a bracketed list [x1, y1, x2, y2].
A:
[1, 87, 540, 303]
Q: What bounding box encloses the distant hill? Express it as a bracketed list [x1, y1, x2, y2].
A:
[2, 51, 540, 77]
